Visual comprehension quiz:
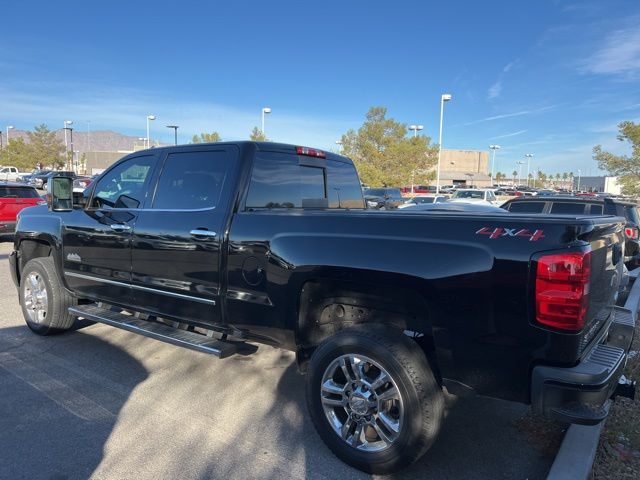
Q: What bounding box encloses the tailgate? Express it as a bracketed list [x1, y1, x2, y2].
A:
[579, 219, 625, 351]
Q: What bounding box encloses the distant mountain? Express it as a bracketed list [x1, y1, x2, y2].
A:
[5, 129, 166, 155]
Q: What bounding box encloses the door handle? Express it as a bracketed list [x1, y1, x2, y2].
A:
[110, 224, 131, 232]
[190, 229, 217, 239]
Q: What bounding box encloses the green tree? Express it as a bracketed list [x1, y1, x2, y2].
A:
[28, 124, 66, 169]
[249, 127, 268, 141]
[512, 170, 518, 183]
[339, 107, 438, 187]
[191, 132, 221, 143]
[593, 121, 640, 196]
[0, 138, 32, 170]
[0, 125, 66, 169]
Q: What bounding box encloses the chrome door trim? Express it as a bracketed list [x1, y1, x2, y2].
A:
[63, 271, 216, 305]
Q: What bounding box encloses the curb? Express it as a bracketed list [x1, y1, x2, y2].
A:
[546, 421, 605, 480]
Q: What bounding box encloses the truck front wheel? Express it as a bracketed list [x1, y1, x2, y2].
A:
[20, 257, 77, 335]
[305, 326, 444, 474]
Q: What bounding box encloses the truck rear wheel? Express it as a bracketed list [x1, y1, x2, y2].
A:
[305, 326, 444, 474]
[20, 257, 77, 335]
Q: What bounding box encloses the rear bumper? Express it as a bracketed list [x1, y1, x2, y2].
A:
[531, 267, 639, 425]
[0, 221, 16, 234]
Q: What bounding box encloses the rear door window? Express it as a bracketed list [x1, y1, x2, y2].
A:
[507, 201, 546, 213]
[549, 202, 587, 214]
[153, 149, 233, 210]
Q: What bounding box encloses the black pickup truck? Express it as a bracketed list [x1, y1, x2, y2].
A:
[9, 142, 638, 473]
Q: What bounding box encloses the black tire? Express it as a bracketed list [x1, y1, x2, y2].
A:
[19, 257, 77, 335]
[306, 326, 444, 474]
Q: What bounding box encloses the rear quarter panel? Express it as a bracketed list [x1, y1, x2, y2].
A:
[226, 209, 605, 402]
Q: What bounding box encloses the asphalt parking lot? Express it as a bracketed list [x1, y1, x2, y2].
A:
[0, 238, 557, 480]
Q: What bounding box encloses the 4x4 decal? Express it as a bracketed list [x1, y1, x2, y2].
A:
[476, 227, 545, 242]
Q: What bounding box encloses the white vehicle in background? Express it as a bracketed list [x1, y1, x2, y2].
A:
[398, 195, 448, 208]
[449, 188, 498, 206]
[0, 166, 28, 182]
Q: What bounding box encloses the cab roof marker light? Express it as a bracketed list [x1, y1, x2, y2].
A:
[296, 146, 326, 158]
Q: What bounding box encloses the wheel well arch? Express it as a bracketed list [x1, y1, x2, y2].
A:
[17, 238, 53, 284]
[295, 270, 442, 380]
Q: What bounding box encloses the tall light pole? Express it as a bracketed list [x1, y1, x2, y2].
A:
[408, 125, 424, 138]
[63, 126, 74, 171]
[6, 125, 14, 144]
[146, 115, 156, 148]
[524, 153, 534, 187]
[335, 140, 343, 153]
[261, 107, 271, 136]
[577, 169, 582, 192]
[0, 131, 3, 149]
[517, 161, 525, 186]
[166, 125, 179, 145]
[63, 120, 72, 152]
[489, 145, 501, 184]
[436, 94, 452, 194]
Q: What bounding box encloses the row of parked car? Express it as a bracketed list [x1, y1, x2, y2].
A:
[0, 171, 96, 235]
[362, 186, 640, 269]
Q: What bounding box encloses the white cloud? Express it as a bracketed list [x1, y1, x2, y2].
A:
[0, 83, 354, 150]
[583, 22, 640, 78]
[487, 81, 502, 100]
[456, 105, 557, 127]
[502, 61, 515, 73]
[489, 129, 528, 140]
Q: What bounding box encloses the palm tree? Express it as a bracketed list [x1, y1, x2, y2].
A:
[562, 172, 568, 189]
[512, 170, 518, 185]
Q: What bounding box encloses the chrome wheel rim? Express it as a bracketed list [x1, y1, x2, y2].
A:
[23, 272, 48, 324]
[320, 354, 404, 452]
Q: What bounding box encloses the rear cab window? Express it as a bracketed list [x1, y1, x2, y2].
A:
[506, 201, 546, 213]
[245, 151, 364, 210]
[0, 187, 40, 198]
[549, 202, 587, 214]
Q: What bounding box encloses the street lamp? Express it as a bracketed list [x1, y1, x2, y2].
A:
[6, 125, 14, 143]
[166, 125, 179, 146]
[436, 93, 452, 194]
[577, 169, 582, 192]
[63, 126, 74, 171]
[146, 115, 156, 148]
[524, 153, 534, 187]
[335, 140, 343, 153]
[489, 145, 501, 184]
[261, 107, 271, 136]
[517, 161, 525, 186]
[408, 125, 424, 138]
[63, 120, 73, 152]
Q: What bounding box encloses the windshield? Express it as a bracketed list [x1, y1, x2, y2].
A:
[452, 190, 484, 199]
[411, 197, 436, 204]
[365, 188, 402, 198]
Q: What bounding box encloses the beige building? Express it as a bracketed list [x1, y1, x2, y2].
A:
[84, 151, 132, 175]
[438, 149, 492, 188]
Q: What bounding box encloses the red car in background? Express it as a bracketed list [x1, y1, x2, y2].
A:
[0, 183, 44, 235]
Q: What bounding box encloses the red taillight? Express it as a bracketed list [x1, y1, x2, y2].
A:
[535, 251, 591, 331]
[296, 146, 326, 158]
[624, 226, 638, 240]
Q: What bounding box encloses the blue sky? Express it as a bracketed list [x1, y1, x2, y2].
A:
[1, 0, 639, 175]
